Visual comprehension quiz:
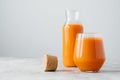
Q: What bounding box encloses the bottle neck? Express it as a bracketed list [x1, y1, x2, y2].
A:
[66, 10, 81, 24]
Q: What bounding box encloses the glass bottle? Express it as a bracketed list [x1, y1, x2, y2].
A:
[62, 10, 83, 67]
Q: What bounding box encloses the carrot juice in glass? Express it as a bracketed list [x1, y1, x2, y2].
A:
[74, 33, 105, 72]
[62, 10, 83, 67]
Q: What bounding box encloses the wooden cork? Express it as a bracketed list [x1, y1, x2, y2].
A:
[43, 54, 58, 72]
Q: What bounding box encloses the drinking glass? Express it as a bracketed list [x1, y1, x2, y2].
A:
[73, 33, 105, 72]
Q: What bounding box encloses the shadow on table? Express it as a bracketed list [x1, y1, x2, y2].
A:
[56, 69, 79, 73]
[100, 70, 120, 73]
[56, 69, 120, 74]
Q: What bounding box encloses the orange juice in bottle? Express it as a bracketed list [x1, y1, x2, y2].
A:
[62, 10, 83, 67]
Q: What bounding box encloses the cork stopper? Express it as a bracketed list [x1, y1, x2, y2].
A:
[43, 54, 58, 72]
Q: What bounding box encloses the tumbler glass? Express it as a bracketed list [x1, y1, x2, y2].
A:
[73, 33, 105, 72]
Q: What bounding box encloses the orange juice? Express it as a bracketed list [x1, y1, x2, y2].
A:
[63, 24, 83, 67]
[74, 37, 105, 71]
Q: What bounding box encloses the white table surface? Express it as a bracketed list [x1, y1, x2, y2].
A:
[0, 57, 120, 80]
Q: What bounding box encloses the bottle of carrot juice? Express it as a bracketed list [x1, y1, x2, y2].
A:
[62, 10, 83, 67]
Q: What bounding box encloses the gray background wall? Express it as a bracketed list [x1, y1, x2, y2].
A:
[0, 0, 120, 62]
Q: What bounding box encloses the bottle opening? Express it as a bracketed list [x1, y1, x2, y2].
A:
[66, 10, 81, 24]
